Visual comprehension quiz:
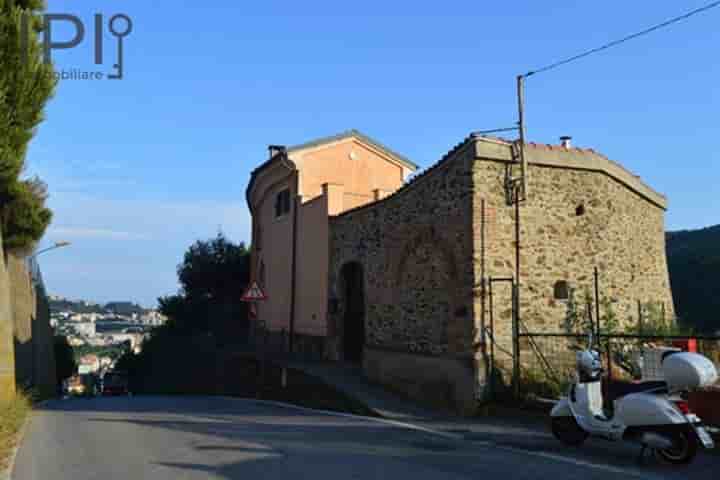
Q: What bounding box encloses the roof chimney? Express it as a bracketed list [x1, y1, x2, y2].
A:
[560, 136, 572, 149]
[268, 145, 287, 160]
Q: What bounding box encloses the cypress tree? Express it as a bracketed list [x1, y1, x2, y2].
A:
[0, 0, 55, 250]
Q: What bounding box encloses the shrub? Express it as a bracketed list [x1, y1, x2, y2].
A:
[1, 177, 52, 251]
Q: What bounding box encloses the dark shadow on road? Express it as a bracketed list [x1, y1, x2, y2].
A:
[29, 396, 720, 480]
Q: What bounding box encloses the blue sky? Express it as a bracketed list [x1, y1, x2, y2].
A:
[29, 1, 720, 306]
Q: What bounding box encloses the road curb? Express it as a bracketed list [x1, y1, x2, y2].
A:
[222, 397, 463, 441]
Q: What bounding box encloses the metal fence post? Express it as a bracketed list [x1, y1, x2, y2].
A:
[512, 281, 520, 400]
[605, 335, 613, 383]
[594, 267, 601, 340]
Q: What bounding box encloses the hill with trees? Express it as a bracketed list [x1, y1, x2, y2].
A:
[666, 224, 720, 334]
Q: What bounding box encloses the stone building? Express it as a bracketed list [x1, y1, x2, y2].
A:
[246, 130, 673, 415]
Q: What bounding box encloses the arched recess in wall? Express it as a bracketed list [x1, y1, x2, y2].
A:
[393, 227, 460, 354]
[338, 261, 366, 363]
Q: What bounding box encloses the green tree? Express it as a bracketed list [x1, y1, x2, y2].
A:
[1, 176, 51, 249]
[666, 225, 720, 333]
[1, 0, 55, 250]
[121, 234, 252, 394]
[159, 232, 251, 340]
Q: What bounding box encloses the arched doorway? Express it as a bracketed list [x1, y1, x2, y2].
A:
[340, 262, 365, 363]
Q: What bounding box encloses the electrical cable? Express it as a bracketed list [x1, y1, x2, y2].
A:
[525, 1, 720, 77]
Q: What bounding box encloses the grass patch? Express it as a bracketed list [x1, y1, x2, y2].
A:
[0, 391, 32, 471]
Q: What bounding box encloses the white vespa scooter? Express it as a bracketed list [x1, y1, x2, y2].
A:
[551, 340, 718, 464]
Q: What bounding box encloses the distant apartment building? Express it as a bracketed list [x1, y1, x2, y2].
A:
[74, 322, 96, 337]
[139, 310, 167, 326]
[108, 333, 145, 353]
[67, 336, 86, 347]
[69, 312, 101, 323]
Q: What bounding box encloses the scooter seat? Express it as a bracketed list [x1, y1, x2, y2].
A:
[605, 380, 668, 403]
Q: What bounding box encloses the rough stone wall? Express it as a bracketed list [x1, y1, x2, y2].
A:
[328, 142, 478, 414]
[326, 135, 673, 412]
[0, 230, 16, 401]
[472, 151, 674, 375]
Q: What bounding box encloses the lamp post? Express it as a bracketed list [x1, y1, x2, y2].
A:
[26, 240, 70, 395]
[31, 241, 71, 258]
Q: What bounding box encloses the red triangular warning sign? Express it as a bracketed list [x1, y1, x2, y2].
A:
[241, 281, 267, 302]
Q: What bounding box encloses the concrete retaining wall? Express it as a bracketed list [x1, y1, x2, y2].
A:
[8, 253, 35, 388]
[0, 232, 57, 399]
[0, 229, 16, 401]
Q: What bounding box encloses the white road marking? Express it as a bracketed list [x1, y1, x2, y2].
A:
[225, 397, 660, 478]
[229, 397, 462, 440]
[492, 444, 659, 479]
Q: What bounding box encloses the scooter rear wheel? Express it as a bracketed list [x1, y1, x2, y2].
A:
[656, 430, 698, 465]
[551, 416, 588, 446]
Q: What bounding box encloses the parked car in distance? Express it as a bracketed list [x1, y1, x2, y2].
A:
[66, 375, 85, 396]
[66, 374, 98, 396]
[101, 371, 130, 396]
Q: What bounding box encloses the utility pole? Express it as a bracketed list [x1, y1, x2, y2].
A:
[510, 75, 527, 400]
[516, 75, 528, 200]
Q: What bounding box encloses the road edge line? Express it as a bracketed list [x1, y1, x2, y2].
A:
[221, 397, 462, 441]
[220, 396, 659, 478]
[492, 443, 659, 479]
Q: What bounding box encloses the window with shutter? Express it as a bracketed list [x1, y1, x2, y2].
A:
[275, 188, 291, 218]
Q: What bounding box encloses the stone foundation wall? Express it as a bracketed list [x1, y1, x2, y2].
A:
[364, 346, 478, 415]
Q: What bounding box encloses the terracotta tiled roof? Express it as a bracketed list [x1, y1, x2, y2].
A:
[334, 132, 664, 218]
[246, 129, 417, 209]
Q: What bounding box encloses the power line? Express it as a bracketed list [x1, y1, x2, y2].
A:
[473, 126, 519, 135]
[525, 1, 720, 77]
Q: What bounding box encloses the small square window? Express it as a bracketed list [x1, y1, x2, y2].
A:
[554, 281, 570, 301]
[576, 204, 585, 216]
[275, 189, 291, 218]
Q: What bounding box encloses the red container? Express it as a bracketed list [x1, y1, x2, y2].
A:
[672, 338, 697, 353]
[688, 389, 720, 427]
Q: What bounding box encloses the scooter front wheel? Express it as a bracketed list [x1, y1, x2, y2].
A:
[551, 416, 588, 446]
[656, 430, 698, 465]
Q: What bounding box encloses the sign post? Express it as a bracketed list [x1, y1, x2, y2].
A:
[241, 281, 268, 396]
[241, 281, 268, 303]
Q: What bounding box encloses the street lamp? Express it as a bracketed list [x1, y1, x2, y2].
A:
[31, 241, 71, 258]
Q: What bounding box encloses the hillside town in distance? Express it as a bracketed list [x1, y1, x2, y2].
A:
[50, 295, 166, 375]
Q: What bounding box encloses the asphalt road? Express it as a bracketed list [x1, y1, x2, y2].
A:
[11, 396, 719, 479]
